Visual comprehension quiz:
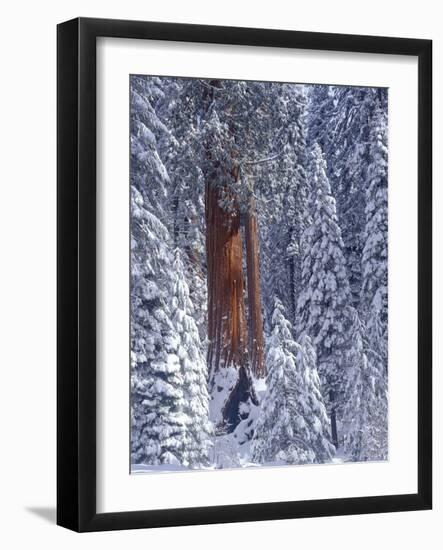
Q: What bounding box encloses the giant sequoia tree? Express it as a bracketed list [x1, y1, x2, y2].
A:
[202, 103, 255, 431]
[202, 80, 298, 430]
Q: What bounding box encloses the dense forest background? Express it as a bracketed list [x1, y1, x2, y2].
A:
[130, 76, 388, 471]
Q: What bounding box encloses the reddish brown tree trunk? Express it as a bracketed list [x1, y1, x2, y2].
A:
[206, 182, 248, 378]
[203, 81, 259, 430]
[245, 198, 265, 377]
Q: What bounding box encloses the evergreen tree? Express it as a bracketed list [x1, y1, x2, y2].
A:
[259, 85, 310, 327]
[341, 91, 389, 463]
[342, 308, 388, 461]
[130, 77, 200, 467]
[297, 334, 336, 462]
[332, 87, 382, 307]
[297, 143, 353, 447]
[306, 84, 335, 152]
[130, 189, 188, 466]
[158, 78, 208, 342]
[360, 93, 388, 371]
[170, 249, 213, 467]
[307, 85, 383, 307]
[130, 75, 170, 220]
[251, 300, 334, 465]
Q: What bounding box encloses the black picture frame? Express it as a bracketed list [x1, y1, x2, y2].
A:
[57, 17, 432, 532]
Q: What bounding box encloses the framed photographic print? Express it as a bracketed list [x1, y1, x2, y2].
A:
[57, 17, 432, 532]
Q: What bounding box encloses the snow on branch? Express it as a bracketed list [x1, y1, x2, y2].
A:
[241, 150, 285, 167]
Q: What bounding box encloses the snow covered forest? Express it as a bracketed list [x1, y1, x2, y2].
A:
[130, 75, 388, 472]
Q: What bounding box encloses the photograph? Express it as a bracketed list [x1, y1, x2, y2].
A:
[0, 0, 436, 543]
[129, 75, 389, 472]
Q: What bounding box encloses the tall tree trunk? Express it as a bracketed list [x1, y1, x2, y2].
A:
[205, 175, 259, 432]
[203, 80, 257, 432]
[245, 197, 265, 377]
[289, 250, 297, 329]
[203, 78, 249, 383]
[329, 390, 338, 448]
[206, 182, 248, 377]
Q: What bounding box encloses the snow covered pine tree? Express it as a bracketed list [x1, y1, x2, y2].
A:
[342, 307, 388, 461]
[297, 143, 354, 448]
[170, 249, 212, 467]
[252, 299, 334, 465]
[342, 89, 389, 462]
[361, 90, 389, 373]
[130, 74, 188, 466]
[130, 77, 211, 468]
[130, 187, 189, 466]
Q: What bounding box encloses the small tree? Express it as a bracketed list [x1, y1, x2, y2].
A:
[296, 334, 336, 462]
[170, 249, 213, 467]
[342, 308, 388, 461]
[251, 300, 334, 465]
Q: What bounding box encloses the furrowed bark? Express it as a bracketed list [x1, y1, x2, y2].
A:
[205, 175, 258, 433]
[245, 197, 265, 377]
[204, 80, 257, 431]
[206, 181, 248, 378]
